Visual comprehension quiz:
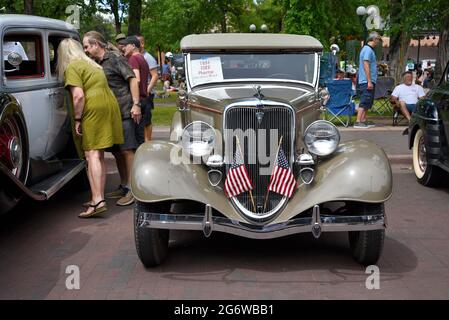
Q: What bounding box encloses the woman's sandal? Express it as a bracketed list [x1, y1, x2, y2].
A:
[82, 201, 92, 208]
[78, 200, 107, 218]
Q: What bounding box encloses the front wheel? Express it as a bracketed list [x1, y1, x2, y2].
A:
[348, 203, 385, 266]
[134, 202, 169, 267]
[412, 128, 444, 187]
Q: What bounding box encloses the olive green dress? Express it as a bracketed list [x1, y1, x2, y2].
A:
[65, 59, 124, 151]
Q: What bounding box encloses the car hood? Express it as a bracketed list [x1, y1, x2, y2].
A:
[187, 83, 316, 111]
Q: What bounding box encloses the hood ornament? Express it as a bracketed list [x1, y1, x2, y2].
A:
[253, 85, 265, 100]
[253, 86, 265, 125]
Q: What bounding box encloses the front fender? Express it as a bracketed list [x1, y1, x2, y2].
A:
[131, 139, 392, 224]
[131, 141, 243, 221]
[276, 139, 392, 222]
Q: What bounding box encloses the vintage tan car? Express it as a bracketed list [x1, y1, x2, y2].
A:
[131, 33, 392, 267]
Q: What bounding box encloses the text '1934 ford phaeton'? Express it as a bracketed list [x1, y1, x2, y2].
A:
[131, 33, 393, 267]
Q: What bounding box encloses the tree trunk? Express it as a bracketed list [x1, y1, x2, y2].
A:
[435, 15, 449, 82]
[220, 10, 227, 33]
[388, 0, 409, 83]
[127, 0, 142, 36]
[24, 0, 33, 15]
[108, 0, 122, 34]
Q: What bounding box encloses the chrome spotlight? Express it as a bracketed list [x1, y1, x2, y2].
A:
[206, 154, 224, 168]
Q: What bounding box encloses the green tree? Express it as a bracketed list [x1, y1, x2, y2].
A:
[282, 0, 362, 50]
[254, 0, 285, 33]
[98, 0, 129, 34]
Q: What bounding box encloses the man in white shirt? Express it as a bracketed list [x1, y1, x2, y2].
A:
[391, 71, 425, 121]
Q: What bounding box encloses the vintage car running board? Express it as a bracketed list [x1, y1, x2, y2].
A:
[0, 159, 85, 201]
[138, 204, 386, 240]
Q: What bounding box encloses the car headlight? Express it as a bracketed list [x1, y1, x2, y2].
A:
[304, 120, 340, 156]
[181, 121, 216, 157]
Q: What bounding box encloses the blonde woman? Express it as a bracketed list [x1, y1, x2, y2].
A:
[57, 38, 124, 218]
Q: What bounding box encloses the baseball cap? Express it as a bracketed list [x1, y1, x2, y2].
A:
[115, 33, 126, 42]
[122, 36, 141, 48]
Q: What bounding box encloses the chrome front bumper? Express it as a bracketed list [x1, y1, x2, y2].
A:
[137, 205, 387, 240]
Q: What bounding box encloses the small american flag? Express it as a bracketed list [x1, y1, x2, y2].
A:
[268, 148, 297, 198]
[224, 147, 253, 198]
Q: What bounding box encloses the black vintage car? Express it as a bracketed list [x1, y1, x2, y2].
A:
[408, 61, 449, 186]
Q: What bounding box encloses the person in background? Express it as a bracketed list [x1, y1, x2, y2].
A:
[416, 64, 424, 85]
[391, 71, 425, 121]
[354, 31, 381, 129]
[57, 38, 124, 218]
[115, 33, 127, 54]
[347, 67, 357, 94]
[334, 69, 345, 80]
[162, 57, 172, 82]
[137, 34, 158, 141]
[423, 67, 434, 88]
[83, 31, 142, 207]
[122, 36, 151, 145]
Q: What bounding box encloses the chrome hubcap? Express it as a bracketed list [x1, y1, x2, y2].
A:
[8, 136, 22, 170]
[418, 135, 427, 173]
[0, 117, 22, 177]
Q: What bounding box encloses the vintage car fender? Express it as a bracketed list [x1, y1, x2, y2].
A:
[131, 139, 392, 224]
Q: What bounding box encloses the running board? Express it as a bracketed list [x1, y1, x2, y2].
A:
[0, 159, 85, 201]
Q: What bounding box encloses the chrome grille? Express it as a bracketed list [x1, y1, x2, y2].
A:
[224, 104, 294, 220]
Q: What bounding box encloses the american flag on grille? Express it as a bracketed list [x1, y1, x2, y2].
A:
[267, 148, 297, 198]
[224, 147, 253, 198]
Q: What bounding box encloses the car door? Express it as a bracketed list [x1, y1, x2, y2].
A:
[44, 31, 72, 158]
[2, 29, 52, 160]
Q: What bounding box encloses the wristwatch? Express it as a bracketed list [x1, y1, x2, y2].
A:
[133, 101, 141, 107]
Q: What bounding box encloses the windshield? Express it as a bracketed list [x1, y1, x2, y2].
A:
[187, 52, 317, 87]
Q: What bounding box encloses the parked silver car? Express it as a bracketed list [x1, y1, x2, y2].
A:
[0, 15, 85, 214]
[132, 33, 393, 267]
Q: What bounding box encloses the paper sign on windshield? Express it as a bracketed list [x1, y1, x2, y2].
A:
[190, 57, 224, 86]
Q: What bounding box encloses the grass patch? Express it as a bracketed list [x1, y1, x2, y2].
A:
[154, 92, 178, 105]
[151, 106, 177, 126]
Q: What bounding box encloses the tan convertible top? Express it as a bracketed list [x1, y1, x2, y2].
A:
[181, 33, 323, 52]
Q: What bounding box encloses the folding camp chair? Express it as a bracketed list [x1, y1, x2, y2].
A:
[324, 79, 356, 127]
[390, 97, 408, 126]
[373, 76, 395, 115]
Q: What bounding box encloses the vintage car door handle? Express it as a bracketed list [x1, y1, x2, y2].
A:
[49, 90, 62, 97]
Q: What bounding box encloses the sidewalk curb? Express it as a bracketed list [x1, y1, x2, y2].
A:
[387, 154, 412, 164]
[340, 126, 407, 132]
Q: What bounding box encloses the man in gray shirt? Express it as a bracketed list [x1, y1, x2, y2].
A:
[137, 34, 158, 141]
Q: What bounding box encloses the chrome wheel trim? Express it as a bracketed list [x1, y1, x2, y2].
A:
[412, 129, 425, 179]
[418, 135, 427, 173]
[0, 117, 23, 177]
